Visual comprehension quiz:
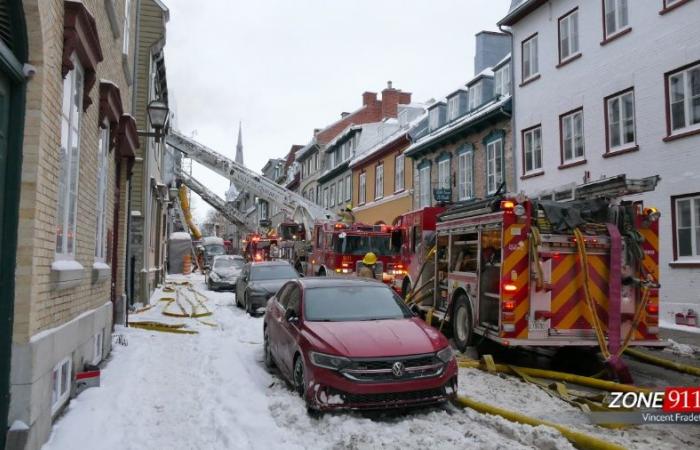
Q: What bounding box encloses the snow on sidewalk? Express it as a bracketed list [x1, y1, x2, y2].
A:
[41, 274, 697, 450]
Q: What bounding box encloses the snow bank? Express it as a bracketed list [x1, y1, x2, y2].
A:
[660, 318, 700, 334]
[169, 231, 191, 241]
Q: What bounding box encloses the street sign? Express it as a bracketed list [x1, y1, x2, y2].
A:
[433, 188, 452, 203]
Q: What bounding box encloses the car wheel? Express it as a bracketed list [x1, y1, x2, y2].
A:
[451, 293, 473, 352]
[245, 291, 254, 315]
[293, 355, 306, 398]
[235, 290, 242, 308]
[206, 279, 211, 290]
[263, 329, 276, 372]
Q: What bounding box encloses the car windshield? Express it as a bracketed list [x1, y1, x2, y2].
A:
[214, 258, 243, 269]
[331, 234, 398, 256]
[280, 224, 303, 240]
[304, 286, 412, 322]
[206, 244, 225, 256]
[250, 264, 297, 281]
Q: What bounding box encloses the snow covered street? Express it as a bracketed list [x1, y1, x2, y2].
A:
[42, 275, 699, 450]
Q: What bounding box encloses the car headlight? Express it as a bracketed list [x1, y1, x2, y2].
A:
[309, 352, 351, 371]
[436, 346, 454, 363]
[210, 272, 221, 281]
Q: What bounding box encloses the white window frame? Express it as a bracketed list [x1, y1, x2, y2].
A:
[358, 173, 366, 205]
[487, 139, 504, 195]
[344, 175, 351, 202]
[494, 63, 510, 97]
[468, 82, 482, 111]
[458, 150, 474, 201]
[437, 158, 450, 190]
[668, 63, 700, 134]
[323, 188, 329, 208]
[429, 108, 440, 130]
[329, 184, 335, 208]
[561, 110, 585, 164]
[51, 358, 72, 415]
[559, 9, 580, 63]
[394, 154, 405, 192]
[606, 89, 636, 152]
[56, 54, 84, 259]
[95, 122, 110, 261]
[522, 126, 542, 175]
[447, 95, 461, 121]
[604, 0, 630, 39]
[675, 195, 700, 259]
[522, 34, 539, 82]
[375, 163, 384, 200]
[122, 0, 131, 55]
[419, 165, 431, 208]
[93, 332, 103, 365]
[336, 180, 343, 205]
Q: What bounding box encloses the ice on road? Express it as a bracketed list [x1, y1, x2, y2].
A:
[42, 275, 698, 450]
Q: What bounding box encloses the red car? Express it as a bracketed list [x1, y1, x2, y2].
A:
[263, 278, 458, 412]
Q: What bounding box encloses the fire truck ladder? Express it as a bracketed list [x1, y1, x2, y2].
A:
[166, 130, 337, 231]
[178, 170, 254, 232]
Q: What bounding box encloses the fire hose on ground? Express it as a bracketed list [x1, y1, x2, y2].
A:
[623, 347, 700, 377]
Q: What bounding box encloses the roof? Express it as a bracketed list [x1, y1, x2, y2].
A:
[250, 260, 294, 267]
[298, 277, 387, 289]
[467, 67, 495, 86]
[213, 255, 244, 261]
[492, 53, 512, 70]
[498, 0, 547, 26]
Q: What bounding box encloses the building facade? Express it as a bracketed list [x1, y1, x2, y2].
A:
[500, 0, 700, 319]
[405, 32, 514, 210]
[6, 1, 144, 448]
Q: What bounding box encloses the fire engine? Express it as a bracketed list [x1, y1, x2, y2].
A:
[243, 233, 277, 262]
[408, 175, 664, 362]
[307, 221, 403, 284]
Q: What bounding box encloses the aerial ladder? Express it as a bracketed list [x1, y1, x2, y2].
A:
[166, 129, 336, 233]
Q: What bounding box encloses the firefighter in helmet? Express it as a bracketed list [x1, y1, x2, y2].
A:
[339, 204, 356, 225]
[358, 252, 377, 279]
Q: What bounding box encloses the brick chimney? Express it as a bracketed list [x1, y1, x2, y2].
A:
[362, 91, 378, 106]
[381, 81, 411, 119]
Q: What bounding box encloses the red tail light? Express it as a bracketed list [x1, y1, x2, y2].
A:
[503, 283, 517, 293]
[501, 200, 515, 211]
[503, 300, 516, 312]
[255, 253, 262, 261]
[646, 303, 659, 315]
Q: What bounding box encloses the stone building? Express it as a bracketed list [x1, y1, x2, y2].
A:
[405, 32, 513, 209]
[3, 0, 147, 448]
[499, 0, 700, 319]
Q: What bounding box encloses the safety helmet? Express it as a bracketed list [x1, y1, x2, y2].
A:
[346, 203, 353, 211]
[362, 252, 377, 265]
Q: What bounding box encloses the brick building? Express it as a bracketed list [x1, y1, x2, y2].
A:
[2, 0, 151, 448]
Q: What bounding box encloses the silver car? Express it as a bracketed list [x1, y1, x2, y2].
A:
[206, 255, 244, 291]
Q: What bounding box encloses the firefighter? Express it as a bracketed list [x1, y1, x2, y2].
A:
[358, 252, 377, 279]
[339, 204, 355, 224]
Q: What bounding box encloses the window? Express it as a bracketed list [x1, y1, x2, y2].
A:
[122, 0, 131, 55]
[487, 139, 504, 194]
[56, 55, 84, 258]
[468, 82, 482, 110]
[359, 173, 366, 204]
[345, 175, 351, 201]
[494, 63, 511, 97]
[375, 163, 384, 199]
[559, 9, 580, 63]
[667, 62, 700, 135]
[314, 152, 319, 170]
[337, 180, 343, 205]
[316, 186, 320, 205]
[323, 188, 329, 208]
[458, 149, 473, 200]
[522, 126, 542, 174]
[95, 123, 109, 261]
[329, 184, 335, 207]
[448, 95, 461, 121]
[93, 332, 103, 365]
[674, 194, 700, 258]
[342, 139, 351, 161]
[429, 108, 440, 130]
[51, 358, 72, 414]
[437, 158, 450, 189]
[603, 0, 629, 38]
[521, 34, 539, 82]
[395, 154, 405, 192]
[560, 109, 585, 164]
[605, 89, 636, 152]
[419, 165, 431, 208]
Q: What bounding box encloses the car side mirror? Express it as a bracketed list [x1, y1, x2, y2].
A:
[285, 309, 298, 323]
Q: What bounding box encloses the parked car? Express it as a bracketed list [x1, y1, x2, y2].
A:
[263, 278, 458, 413]
[236, 260, 299, 314]
[206, 255, 244, 291]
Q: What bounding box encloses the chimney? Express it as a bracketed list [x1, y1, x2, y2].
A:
[313, 128, 321, 135]
[341, 112, 350, 118]
[474, 31, 511, 75]
[381, 81, 411, 119]
[362, 91, 377, 106]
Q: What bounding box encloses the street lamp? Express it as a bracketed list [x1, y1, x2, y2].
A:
[138, 99, 170, 143]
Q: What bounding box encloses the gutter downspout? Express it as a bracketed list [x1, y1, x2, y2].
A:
[498, 24, 517, 194]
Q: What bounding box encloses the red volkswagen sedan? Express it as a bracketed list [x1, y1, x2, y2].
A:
[263, 278, 458, 412]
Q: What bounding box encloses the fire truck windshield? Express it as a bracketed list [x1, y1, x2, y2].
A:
[279, 224, 302, 240]
[332, 234, 398, 256]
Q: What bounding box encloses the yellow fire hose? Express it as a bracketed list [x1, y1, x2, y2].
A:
[623, 347, 700, 377]
[129, 321, 198, 335]
[455, 395, 625, 450]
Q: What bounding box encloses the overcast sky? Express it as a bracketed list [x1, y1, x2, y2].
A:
[164, 0, 511, 222]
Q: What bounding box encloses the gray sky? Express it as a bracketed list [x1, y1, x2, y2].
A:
[164, 0, 511, 222]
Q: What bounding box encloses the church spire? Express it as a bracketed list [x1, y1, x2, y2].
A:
[235, 121, 244, 166]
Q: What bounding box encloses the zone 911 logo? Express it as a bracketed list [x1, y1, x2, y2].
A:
[608, 387, 700, 412]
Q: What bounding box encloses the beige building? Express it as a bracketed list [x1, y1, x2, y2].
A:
[2, 1, 163, 448]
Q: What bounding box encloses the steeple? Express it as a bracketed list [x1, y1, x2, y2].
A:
[235, 121, 244, 166]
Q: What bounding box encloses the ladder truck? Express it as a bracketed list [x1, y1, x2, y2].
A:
[406, 174, 663, 382]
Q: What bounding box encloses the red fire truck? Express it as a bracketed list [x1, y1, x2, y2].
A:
[307, 221, 402, 285]
[409, 175, 663, 374]
[243, 234, 278, 262]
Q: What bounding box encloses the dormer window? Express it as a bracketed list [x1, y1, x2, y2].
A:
[494, 63, 511, 97]
[429, 108, 440, 130]
[448, 95, 461, 121]
[469, 82, 483, 111]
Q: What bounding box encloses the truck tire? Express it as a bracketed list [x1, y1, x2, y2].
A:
[451, 293, 473, 352]
[318, 267, 326, 277]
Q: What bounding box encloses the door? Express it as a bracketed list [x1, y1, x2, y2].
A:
[278, 283, 302, 376]
[267, 282, 293, 364]
[236, 265, 249, 304]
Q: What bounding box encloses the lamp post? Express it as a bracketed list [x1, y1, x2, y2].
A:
[137, 99, 170, 142]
